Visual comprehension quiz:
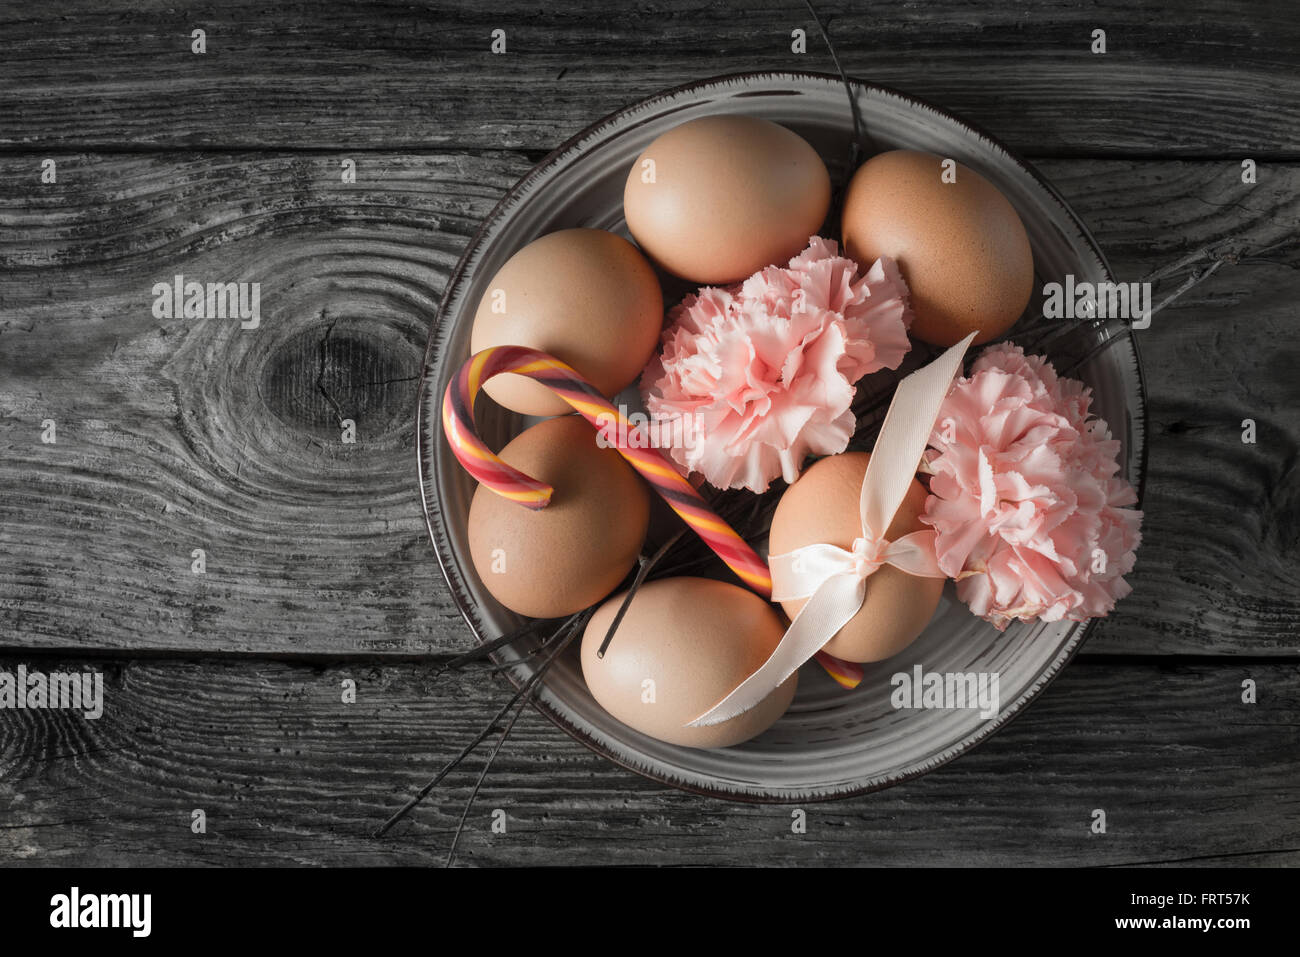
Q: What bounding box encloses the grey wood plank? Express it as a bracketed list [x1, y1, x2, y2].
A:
[0, 154, 1296, 657]
[0, 151, 529, 657]
[1, 1, 1297, 155]
[0, 657, 1295, 866]
[1038, 158, 1300, 656]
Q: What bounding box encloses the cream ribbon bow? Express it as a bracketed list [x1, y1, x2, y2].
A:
[689, 332, 976, 727]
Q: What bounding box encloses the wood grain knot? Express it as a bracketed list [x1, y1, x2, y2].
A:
[262, 316, 419, 440]
[169, 285, 431, 498]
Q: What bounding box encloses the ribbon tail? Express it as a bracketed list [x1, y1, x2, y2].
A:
[688, 572, 867, 728]
[858, 332, 977, 541]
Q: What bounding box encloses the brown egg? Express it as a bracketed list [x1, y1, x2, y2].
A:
[470, 228, 664, 416]
[768, 452, 943, 663]
[581, 577, 797, 749]
[623, 115, 831, 284]
[467, 416, 650, 618]
[841, 149, 1034, 347]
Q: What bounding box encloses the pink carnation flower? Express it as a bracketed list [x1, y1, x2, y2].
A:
[922, 344, 1143, 630]
[640, 237, 912, 493]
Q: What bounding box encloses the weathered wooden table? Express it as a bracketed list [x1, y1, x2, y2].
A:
[2, 1, 1297, 866]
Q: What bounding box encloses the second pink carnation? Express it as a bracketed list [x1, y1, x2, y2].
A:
[922, 344, 1143, 630]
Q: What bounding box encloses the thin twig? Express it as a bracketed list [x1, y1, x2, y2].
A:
[1148, 257, 1228, 318]
[443, 617, 586, 867]
[1141, 240, 1233, 284]
[597, 529, 685, 658]
[444, 691, 532, 868]
[374, 610, 592, 837]
[803, 0, 866, 191]
[428, 616, 557, 683]
[481, 616, 578, 674]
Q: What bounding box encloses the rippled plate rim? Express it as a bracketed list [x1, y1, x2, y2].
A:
[415, 69, 1149, 803]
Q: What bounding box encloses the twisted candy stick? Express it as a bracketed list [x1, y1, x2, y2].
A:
[442, 344, 863, 689]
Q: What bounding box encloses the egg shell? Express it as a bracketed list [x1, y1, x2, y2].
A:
[467, 416, 650, 618]
[768, 452, 943, 663]
[470, 228, 664, 416]
[623, 115, 831, 284]
[841, 149, 1034, 347]
[581, 577, 797, 749]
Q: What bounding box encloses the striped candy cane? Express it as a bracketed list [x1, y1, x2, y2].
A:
[441, 345, 863, 689]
